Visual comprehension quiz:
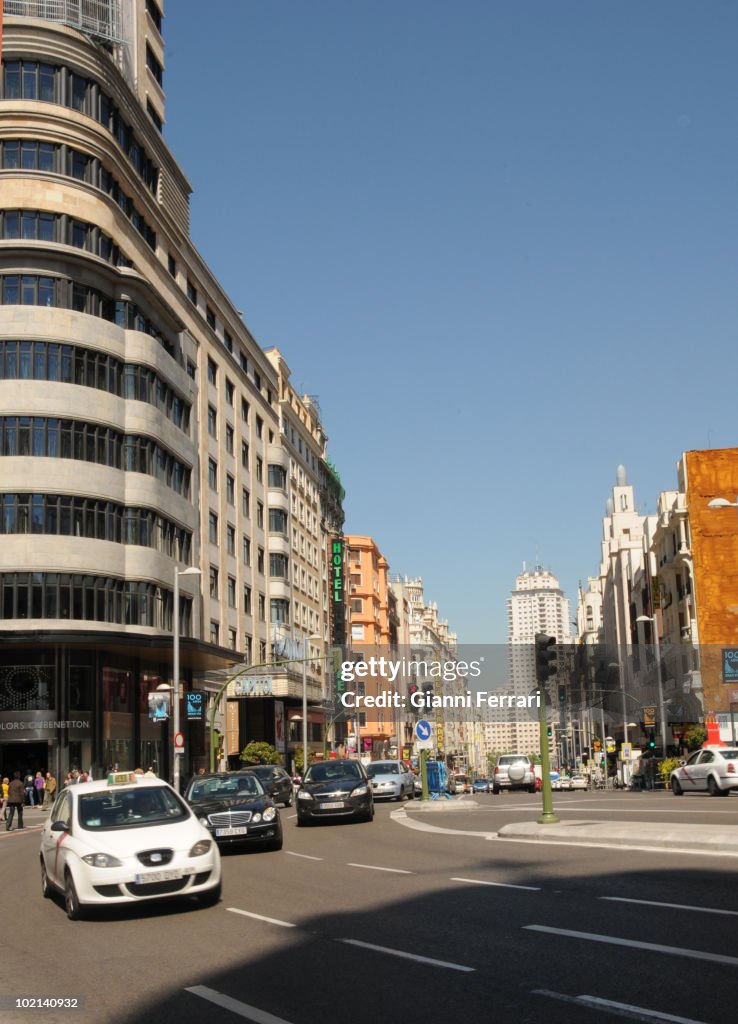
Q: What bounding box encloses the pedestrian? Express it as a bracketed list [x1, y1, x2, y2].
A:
[6, 772, 26, 831]
[34, 771, 45, 805]
[24, 771, 36, 806]
[0, 777, 8, 820]
[43, 772, 57, 809]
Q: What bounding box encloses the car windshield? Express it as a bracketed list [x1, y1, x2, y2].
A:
[78, 786, 188, 830]
[304, 763, 362, 783]
[188, 776, 264, 801]
[366, 763, 399, 777]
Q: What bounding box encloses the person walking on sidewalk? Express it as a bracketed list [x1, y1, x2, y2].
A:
[0, 777, 9, 821]
[43, 772, 57, 809]
[6, 772, 26, 831]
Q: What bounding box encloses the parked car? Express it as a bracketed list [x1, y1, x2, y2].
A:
[297, 759, 374, 825]
[492, 755, 536, 794]
[670, 746, 738, 796]
[40, 772, 221, 919]
[184, 772, 282, 850]
[366, 760, 415, 801]
[453, 773, 470, 794]
[558, 775, 572, 791]
[472, 778, 490, 794]
[240, 765, 293, 807]
[569, 774, 588, 791]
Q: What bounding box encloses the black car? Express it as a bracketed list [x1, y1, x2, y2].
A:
[296, 759, 374, 826]
[240, 765, 293, 807]
[184, 772, 283, 850]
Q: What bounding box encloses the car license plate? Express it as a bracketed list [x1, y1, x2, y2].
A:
[320, 801, 344, 809]
[134, 869, 183, 884]
[215, 826, 248, 836]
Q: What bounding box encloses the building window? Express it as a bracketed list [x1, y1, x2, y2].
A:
[270, 599, 290, 625]
[227, 577, 236, 607]
[207, 405, 217, 438]
[256, 502, 264, 529]
[258, 594, 265, 622]
[225, 379, 234, 406]
[208, 511, 218, 544]
[241, 441, 249, 467]
[146, 44, 163, 86]
[257, 548, 265, 574]
[225, 424, 234, 455]
[241, 398, 249, 423]
[256, 457, 263, 483]
[206, 306, 216, 329]
[350, 599, 363, 613]
[167, 254, 176, 277]
[208, 458, 217, 491]
[226, 474, 235, 506]
[256, 416, 263, 439]
[268, 464, 287, 489]
[207, 358, 217, 385]
[210, 621, 219, 644]
[226, 524, 235, 555]
[187, 280, 197, 305]
[228, 627, 237, 650]
[224, 330, 233, 354]
[242, 536, 251, 565]
[242, 489, 250, 517]
[269, 508, 288, 534]
[270, 554, 289, 578]
[243, 586, 252, 615]
[209, 566, 218, 598]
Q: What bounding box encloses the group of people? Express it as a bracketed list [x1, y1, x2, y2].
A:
[1, 769, 58, 830]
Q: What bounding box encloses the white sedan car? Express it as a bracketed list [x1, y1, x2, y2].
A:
[670, 746, 738, 797]
[40, 772, 221, 919]
[569, 774, 588, 791]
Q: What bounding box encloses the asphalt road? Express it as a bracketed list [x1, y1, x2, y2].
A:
[2, 791, 738, 1024]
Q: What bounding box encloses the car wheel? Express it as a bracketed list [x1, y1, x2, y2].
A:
[408, 786, 415, 800]
[64, 870, 83, 921]
[197, 881, 222, 908]
[41, 857, 52, 899]
[528, 785, 536, 794]
[492, 786, 500, 795]
[671, 777, 683, 796]
[296, 816, 308, 827]
[708, 776, 721, 797]
[283, 794, 292, 808]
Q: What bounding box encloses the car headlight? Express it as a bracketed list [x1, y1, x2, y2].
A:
[350, 784, 368, 797]
[82, 853, 122, 868]
[297, 790, 313, 801]
[252, 812, 262, 823]
[263, 806, 277, 822]
[189, 840, 212, 857]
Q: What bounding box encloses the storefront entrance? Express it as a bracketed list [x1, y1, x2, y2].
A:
[0, 741, 50, 780]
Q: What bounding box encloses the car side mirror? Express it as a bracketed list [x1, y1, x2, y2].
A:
[50, 821, 69, 833]
[679, 759, 686, 766]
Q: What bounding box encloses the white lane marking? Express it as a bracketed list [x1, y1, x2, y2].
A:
[451, 876, 540, 891]
[347, 862, 413, 874]
[285, 851, 323, 861]
[339, 938, 475, 972]
[524, 925, 738, 966]
[533, 988, 712, 1024]
[601, 895, 738, 917]
[186, 985, 294, 1024]
[226, 908, 296, 928]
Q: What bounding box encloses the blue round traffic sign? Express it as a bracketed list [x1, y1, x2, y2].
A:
[415, 720, 432, 741]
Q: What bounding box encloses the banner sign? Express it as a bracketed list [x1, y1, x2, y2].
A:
[148, 691, 170, 721]
[723, 649, 738, 683]
[231, 676, 273, 697]
[186, 692, 203, 720]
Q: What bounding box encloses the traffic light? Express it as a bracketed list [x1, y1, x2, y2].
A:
[535, 633, 557, 684]
[546, 725, 553, 739]
[647, 731, 656, 750]
[557, 685, 566, 703]
[422, 684, 434, 709]
[408, 683, 419, 703]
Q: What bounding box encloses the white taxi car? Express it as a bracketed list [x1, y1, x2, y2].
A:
[40, 772, 221, 919]
[670, 746, 738, 797]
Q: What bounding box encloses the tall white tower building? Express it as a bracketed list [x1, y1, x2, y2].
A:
[486, 567, 573, 757]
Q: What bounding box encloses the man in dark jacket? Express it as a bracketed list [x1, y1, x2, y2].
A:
[6, 772, 25, 831]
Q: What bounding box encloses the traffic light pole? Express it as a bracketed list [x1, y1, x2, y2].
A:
[537, 684, 559, 824]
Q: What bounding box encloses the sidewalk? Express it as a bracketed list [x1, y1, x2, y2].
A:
[404, 797, 738, 854]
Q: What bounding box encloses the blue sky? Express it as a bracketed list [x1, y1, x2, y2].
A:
[164, 1, 738, 642]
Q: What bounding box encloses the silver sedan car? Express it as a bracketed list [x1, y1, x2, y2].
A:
[366, 761, 415, 801]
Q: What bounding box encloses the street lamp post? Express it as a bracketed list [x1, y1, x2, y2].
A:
[608, 661, 629, 744]
[172, 566, 201, 793]
[302, 634, 321, 775]
[636, 614, 668, 755]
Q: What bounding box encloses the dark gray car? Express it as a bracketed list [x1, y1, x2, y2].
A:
[241, 765, 293, 807]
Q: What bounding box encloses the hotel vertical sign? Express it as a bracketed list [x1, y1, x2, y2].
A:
[331, 537, 346, 647]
